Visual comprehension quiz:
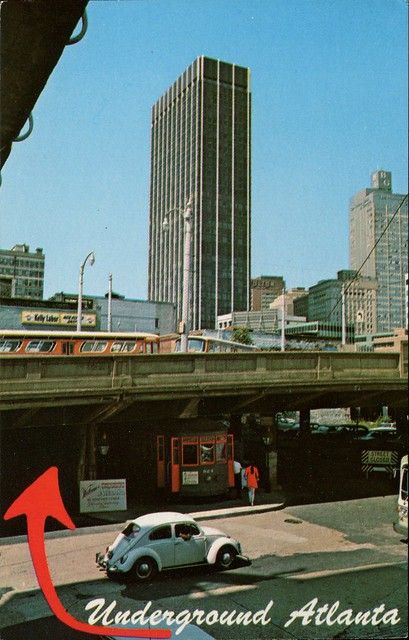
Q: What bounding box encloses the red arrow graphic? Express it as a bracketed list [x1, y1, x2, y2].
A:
[3, 467, 171, 638]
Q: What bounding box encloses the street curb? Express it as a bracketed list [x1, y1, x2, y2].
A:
[191, 502, 285, 521]
[0, 502, 285, 545]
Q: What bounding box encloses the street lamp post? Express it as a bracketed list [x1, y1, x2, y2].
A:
[341, 283, 346, 346]
[107, 273, 113, 332]
[163, 198, 193, 353]
[280, 287, 286, 352]
[76, 251, 95, 332]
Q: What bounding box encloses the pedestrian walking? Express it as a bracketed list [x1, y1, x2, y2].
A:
[241, 464, 248, 492]
[233, 460, 242, 498]
[244, 463, 260, 506]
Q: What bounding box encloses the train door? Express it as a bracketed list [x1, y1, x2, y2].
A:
[227, 434, 235, 487]
[171, 437, 181, 493]
[156, 436, 166, 488]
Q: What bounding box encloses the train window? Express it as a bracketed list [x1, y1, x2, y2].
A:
[110, 341, 137, 353]
[200, 439, 215, 464]
[144, 341, 154, 354]
[80, 341, 108, 353]
[182, 442, 198, 466]
[136, 341, 145, 353]
[0, 340, 22, 353]
[187, 338, 205, 352]
[216, 436, 227, 462]
[25, 340, 56, 353]
[149, 525, 172, 541]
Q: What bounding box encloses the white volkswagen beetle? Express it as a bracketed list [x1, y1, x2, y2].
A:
[96, 511, 250, 580]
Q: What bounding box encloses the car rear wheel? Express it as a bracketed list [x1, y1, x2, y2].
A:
[215, 545, 237, 570]
[131, 556, 158, 581]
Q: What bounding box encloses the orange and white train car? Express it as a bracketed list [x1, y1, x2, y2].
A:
[0, 330, 159, 356]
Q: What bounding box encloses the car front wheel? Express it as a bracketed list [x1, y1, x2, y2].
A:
[215, 545, 237, 570]
[132, 556, 158, 581]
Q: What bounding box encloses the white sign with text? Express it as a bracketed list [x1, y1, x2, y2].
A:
[80, 479, 127, 513]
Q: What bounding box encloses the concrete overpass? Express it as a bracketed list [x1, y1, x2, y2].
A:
[0, 348, 407, 533]
[0, 0, 88, 169]
[1, 349, 407, 428]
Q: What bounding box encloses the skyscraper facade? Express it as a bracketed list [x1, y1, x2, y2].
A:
[349, 170, 408, 333]
[0, 244, 44, 299]
[148, 56, 251, 329]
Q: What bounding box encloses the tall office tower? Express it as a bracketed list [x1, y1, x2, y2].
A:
[251, 275, 284, 311]
[349, 170, 408, 333]
[0, 244, 44, 299]
[148, 56, 251, 330]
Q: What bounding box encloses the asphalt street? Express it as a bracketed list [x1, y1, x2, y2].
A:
[0, 495, 407, 640]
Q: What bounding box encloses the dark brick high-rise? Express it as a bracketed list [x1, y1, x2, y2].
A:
[148, 56, 251, 329]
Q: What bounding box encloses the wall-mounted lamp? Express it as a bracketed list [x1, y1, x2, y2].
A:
[98, 433, 109, 456]
[262, 434, 274, 447]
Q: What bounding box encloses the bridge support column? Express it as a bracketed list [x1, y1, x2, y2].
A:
[299, 408, 311, 436]
[260, 416, 280, 492]
[77, 425, 87, 484]
[230, 414, 243, 461]
[86, 424, 97, 480]
[390, 407, 408, 435]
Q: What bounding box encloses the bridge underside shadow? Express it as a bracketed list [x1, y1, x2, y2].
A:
[1, 350, 407, 536]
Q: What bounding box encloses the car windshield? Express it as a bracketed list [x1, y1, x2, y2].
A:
[122, 522, 141, 537]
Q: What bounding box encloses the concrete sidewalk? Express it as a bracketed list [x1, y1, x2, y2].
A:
[0, 488, 287, 543]
[75, 487, 286, 528]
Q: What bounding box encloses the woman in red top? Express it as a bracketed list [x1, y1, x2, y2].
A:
[244, 464, 260, 506]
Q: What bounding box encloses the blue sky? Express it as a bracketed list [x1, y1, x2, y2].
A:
[1, 0, 407, 300]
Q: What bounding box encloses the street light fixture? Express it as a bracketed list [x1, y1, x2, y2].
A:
[163, 198, 193, 353]
[262, 434, 274, 447]
[98, 432, 110, 456]
[76, 251, 95, 332]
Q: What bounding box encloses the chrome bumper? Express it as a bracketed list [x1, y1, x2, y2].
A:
[393, 521, 408, 538]
[96, 552, 107, 569]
